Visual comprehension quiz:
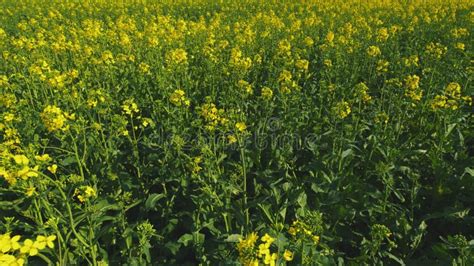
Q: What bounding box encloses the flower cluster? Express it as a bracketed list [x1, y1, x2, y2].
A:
[229, 47, 252, 73]
[236, 232, 285, 266]
[431, 82, 471, 110]
[0, 154, 38, 185]
[169, 89, 190, 107]
[236, 232, 258, 266]
[0, 233, 56, 266]
[74, 185, 97, 203]
[354, 82, 372, 103]
[121, 99, 140, 116]
[333, 101, 352, 119]
[199, 102, 228, 131]
[40, 105, 74, 132]
[166, 48, 188, 67]
[278, 70, 299, 93]
[260, 87, 273, 100]
[288, 220, 320, 244]
[404, 74, 422, 102]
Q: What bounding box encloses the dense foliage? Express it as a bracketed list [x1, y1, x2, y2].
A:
[0, 0, 473, 265]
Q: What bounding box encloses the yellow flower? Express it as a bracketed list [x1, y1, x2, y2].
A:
[26, 186, 36, 197]
[403, 55, 419, 67]
[326, 31, 335, 43]
[367, 46, 381, 57]
[75, 186, 97, 203]
[138, 62, 151, 74]
[227, 134, 237, 144]
[258, 243, 270, 258]
[323, 59, 332, 67]
[263, 252, 277, 266]
[13, 155, 29, 165]
[455, 42, 465, 51]
[261, 87, 273, 100]
[166, 48, 188, 66]
[0, 234, 21, 253]
[20, 239, 38, 256]
[35, 154, 51, 162]
[40, 105, 70, 132]
[303, 36, 314, 47]
[333, 101, 351, 118]
[283, 250, 293, 261]
[34, 235, 56, 249]
[3, 113, 14, 122]
[278, 39, 292, 56]
[278, 70, 292, 83]
[121, 99, 140, 115]
[84, 186, 96, 197]
[47, 164, 58, 174]
[404, 75, 422, 101]
[445, 82, 461, 99]
[312, 235, 320, 243]
[355, 82, 372, 102]
[0, 75, 9, 86]
[235, 122, 247, 132]
[376, 59, 389, 73]
[261, 233, 275, 244]
[100, 50, 114, 64]
[375, 112, 389, 124]
[295, 59, 309, 71]
[425, 42, 447, 59]
[169, 89, 190, 107]
[0, 254, 24, 266]
[141, 118, 154, 128]
[288, 226, 297, 236]
[17, 166, 39, 180]
[376, 28, 389, 42]
[238, 80, 253, 95]
[431, 95, 447, 110]
[236, 232, 259, 265]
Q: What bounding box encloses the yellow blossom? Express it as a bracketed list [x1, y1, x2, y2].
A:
[235, 122, 247, 132]
[40, 105, 70, 132]
[0, 234, 21, 253]
[169, 89, 190, 107]
[283, 250, 293, 261]
[34, 235, 56, 249]
[261, 87, 273, 100]
[326, 31, 335, 43]
[333, 101, 351, 118]
[47, 164, 58, 174]
[13, 155, 29, 165]
[166, 48, 188, 66]
[121, 99, 140, 115]
[20, 239, 38, 256]
[35, 154, 51, 162]
[295, 59, 309, 71]
[26, 186, 36, 197]
[367, 45, 381, 57]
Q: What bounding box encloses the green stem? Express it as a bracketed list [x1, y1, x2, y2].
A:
[38, 172, 90, 248]
[70, 131, 85, 181]
[239, 136, 249, 229]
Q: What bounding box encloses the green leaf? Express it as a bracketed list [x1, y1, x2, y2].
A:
[258, 203, 275, 224]
[297, 191, 307, 208]
[445, 123, 456, 138]
[145, 193, 165, 210]
[61, 156, 77, 166]
[341, 148, 353, 159]
[386, 252, 406, 265]
[177, 233, 193, 247]
[464, 167, 474, 177]
[224, 234, 243, 242]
